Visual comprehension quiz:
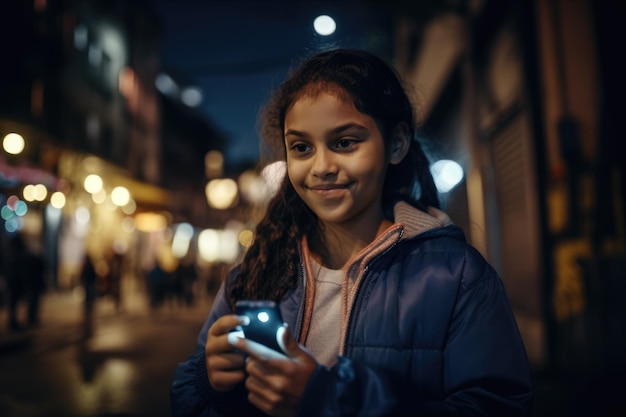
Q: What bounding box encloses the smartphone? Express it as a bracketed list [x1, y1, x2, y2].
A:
[230, 300, 289, 360]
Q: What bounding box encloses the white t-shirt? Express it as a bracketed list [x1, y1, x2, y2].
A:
[305, 259, 343, 368]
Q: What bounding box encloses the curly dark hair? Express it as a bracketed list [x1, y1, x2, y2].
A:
[227, 48, 439, 307]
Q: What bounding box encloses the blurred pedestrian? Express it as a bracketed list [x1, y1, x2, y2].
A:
[105, 248, 124, 311]
[146, 261, 166, 309]
[24, 246, 46, 327]
[174, 258, 196, 307]
[4, 233, 27, 332]
[80, 253, 97, 338]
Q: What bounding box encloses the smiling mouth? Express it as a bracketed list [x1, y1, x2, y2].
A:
[308, 183, 351, 191]
[309, 184, 348, 191]
[307, 183, 352, 196]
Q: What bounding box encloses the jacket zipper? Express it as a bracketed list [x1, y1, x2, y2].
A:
[294, 257, 306, 341]
[342, 226, 404, 357]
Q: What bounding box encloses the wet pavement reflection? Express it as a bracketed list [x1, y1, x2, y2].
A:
[0, 287, 213, 417]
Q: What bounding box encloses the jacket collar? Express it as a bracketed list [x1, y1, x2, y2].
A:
[298, 202, 453, 352]
[393, 201, 453, 240]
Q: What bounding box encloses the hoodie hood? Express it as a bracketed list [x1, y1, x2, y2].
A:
[393, 201, 453, 239]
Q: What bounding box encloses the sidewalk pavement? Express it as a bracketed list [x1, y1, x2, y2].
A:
[0, 285, 154, 354]
[4, 286, 625, 416]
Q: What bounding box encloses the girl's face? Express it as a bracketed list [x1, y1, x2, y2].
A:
[284, 92, 391, 228]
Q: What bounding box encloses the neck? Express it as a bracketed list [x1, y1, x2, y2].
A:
[313, 210, 393, 270]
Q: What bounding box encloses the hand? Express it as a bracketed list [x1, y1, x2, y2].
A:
[205, 314, 247, 392]
[230, 325, 319, 417]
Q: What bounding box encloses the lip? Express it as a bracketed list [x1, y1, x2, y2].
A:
[307, 183, 352, 197]
[308, 183, 350, 191]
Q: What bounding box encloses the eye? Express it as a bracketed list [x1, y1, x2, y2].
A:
[335, 138, 357, 150]
[287, 141, 312, 156]
[292, 143, 311, 153]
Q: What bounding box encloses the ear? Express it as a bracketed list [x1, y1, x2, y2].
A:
[389, 123, 410, 165]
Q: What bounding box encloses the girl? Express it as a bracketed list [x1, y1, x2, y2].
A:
[171, 48, 532, 417]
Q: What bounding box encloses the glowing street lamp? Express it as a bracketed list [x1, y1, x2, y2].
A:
[313, 15, 336, 36]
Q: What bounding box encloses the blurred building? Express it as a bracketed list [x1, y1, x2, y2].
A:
[385, 0, 625, 383]
[0, 1, 226, 295]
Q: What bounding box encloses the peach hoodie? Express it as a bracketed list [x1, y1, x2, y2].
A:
[298, 201, 452, 356]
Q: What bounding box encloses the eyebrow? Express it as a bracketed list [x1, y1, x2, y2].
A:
[284, 122, 369, 138]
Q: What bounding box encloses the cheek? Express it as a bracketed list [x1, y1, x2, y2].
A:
[286, 161, 304, 185]
[348, 159, 386, 181]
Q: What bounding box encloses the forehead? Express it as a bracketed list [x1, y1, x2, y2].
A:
[291, 82, 351, 107]
[284, 85, 386, 137]
[285, 92, 365, 128]
[285, 82, 359, 123]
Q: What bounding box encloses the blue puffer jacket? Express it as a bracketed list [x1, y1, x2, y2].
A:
[171, 211, 533, 417]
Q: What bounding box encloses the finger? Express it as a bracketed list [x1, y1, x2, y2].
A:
[248, 390, 276, 416]
[246, 375, 282, 412]
[207, 316, 249, 356]
[209, 369, 246, 392]
[281, 329, 319, 373]
[213, 369, 246, 383]
[278, 325, 302, 359]
[207, 352, 246, 371]
[246, 371, 299, 417]
[231, 336, 291, 362]
[207, 332, 243, 356]
[208, 314, 242, 337]
[245, 356, 275, 378]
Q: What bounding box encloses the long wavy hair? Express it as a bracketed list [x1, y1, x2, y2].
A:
[227, 48, 439, 307]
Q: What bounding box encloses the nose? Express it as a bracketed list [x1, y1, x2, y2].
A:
[311, 148, 337, 178]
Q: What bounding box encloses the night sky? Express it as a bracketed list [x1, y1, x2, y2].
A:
[152, 0, 392, 168]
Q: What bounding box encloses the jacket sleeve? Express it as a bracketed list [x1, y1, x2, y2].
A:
[296, 245, 533, 417]
[431, 247, 534, 416]
[170, 280, 266, 417]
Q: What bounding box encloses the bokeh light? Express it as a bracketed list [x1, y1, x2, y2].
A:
[111, 186, 130, 206]
[171, 222, 194, 258]
[23, 184, 35, 201]
[3, 195, 28, 232]
[33, 184, 47, 201]
[50, 191, 66, 209]
[2, 133, 25, 155]
[84, 174, 103, 194]
[122, 199, 136, 214]
[14, 200, 28, 216]
[135, 212, 167, 232]
[205, 178, 238, 209]
[121, 216, 136, 233]
[313, 15, 336, 36]
[75, 206, 90, 225]
[197, 228, 239, 263]
[238, 229, 254, 248]
[431, 159, 464, 193]
[181, 86, 203, 107]
[92, 188, 107, 204]
[205, 150, 224, 178]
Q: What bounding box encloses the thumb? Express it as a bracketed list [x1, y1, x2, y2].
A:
[279, 325, 310, 360]
[281, 326, 317, 363]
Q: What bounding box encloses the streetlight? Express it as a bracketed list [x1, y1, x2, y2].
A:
[313, 15, 336, 36]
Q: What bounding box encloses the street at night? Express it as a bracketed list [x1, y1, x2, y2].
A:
[0, 285, 213, 417]
[1, 1, 626, 416]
